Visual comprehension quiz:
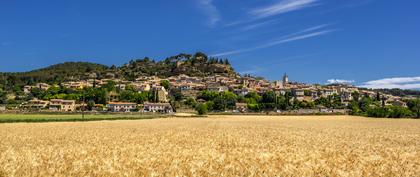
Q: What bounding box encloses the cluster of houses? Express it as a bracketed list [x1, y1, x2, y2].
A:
[21, 99, 173, 113]
[16, 73, 409, 113]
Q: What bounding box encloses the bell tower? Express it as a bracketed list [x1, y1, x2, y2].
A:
[282, 73, 289, 85]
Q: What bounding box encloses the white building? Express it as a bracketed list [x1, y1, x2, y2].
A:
[49, 99, 76, 112]
[106, 102, 137, 112]
[143, 103, 173, 113]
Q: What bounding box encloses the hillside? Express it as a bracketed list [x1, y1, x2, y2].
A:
[0, 62, 109, 89]
[119, 52, 236, 80]
[0, 52, 237, 91]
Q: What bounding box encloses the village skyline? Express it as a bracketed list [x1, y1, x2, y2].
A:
[1, 54, 418, 118]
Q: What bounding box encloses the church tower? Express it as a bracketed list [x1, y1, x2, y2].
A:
[282, 73, 289, 85]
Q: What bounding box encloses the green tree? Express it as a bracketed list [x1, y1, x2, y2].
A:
[407, 98, 420, 118]
[261, 91, 276, 104]
[199, 90, 219, 101]
[352, 91, 360, 102]
[315, 97, 331, 108]
[284, 91, 292, 109]
[206, 101, 215, 111]
[84, 88, 107, 104]
[0, 89, 6, 104]
[30, 87, 46, 99]
[212, 92, 237, 111]
[247, 103, 261, 112]
[348, 100, 361, 114]
[160, 80, 170, 90]
[389, 106, 413, 118]
[101, 81, 116, 92]
[195, 103, 208, 115]
[331, 94, 343, 109]
[366, 107, 389, 118]
[359, 96, 373, 112]
[220, 91, 237, 110]
[170, 88, 183, 101]
[185, 97, 197, 107]
[87, 100, 95, 111]
[276, 96, 288, 110]
[245, 92, 262, 103]
[132, 92, 150, 104]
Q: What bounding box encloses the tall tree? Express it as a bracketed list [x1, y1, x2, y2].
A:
[407, 98, 420, 118]
[160, 80, 170, 90]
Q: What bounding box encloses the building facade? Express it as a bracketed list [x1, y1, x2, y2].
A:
[107, 102, 138, 112]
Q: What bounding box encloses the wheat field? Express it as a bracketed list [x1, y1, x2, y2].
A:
[0, 115, 419, 176]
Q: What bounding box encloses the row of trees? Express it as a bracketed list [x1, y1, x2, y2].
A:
[348, 92, 420, 118]
[193, 90, 346, 115]
[192, 90, 420, 118]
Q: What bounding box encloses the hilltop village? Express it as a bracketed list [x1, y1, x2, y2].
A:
[0, 53, 419, 118]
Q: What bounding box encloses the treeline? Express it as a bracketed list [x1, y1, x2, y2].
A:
[189, 90, 346, 115]
[348, 92, 420, 118]
[0, 62, 109, 92]
[187, 90, 420, 118]
[373, 88, 420, 97]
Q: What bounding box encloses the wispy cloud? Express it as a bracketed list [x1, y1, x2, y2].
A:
[225, 0, 319, 28]
[240, 19, 280, 31]
[327, 79, 355, 85]
[211, 25, 335, 57]
[250, 0, 319, 19]
[197, 0, 221, 27]
[359, 76, 420, 89]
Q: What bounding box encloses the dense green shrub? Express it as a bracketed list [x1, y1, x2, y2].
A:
[195, 104, 208, 115]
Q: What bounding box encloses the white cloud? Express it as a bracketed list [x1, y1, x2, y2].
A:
[359, 76, 420, 89]
[327, 79, 355, 84]
[225, 0, 319, 27]
[240, 19, 279, 31]
[198, 0, 221, 27]
[211, 26, 335, 57]
[250, 0, 318, 18]
[260, 29, 335, 47]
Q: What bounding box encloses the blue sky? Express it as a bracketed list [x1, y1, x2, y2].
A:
[1, 0, 419, 89]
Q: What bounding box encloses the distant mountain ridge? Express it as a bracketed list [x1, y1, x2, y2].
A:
[0, 62, 109, 87]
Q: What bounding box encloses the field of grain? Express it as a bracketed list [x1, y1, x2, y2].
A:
[0, 113, 161, 123]
[0, 115, 419, 176]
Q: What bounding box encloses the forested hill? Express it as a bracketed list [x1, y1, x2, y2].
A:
[0, 62, 109, 88]
[0, 52, 237, 90]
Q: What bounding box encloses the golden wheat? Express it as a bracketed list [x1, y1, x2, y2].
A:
[0, 115, 419, 176]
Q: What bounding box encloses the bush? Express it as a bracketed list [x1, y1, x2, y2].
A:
[367, 107, 389, 118]
[367, 106, 413, 118]
[195, 104, 208, 115]
[248, 103, 261, 112]
[389, 106, 413, 118]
